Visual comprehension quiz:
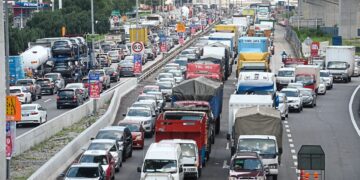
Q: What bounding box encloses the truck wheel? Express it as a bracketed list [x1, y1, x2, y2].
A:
[349, 77, 352, 82]
[215, 117, 220, 135]
[38, 94, 42, 99]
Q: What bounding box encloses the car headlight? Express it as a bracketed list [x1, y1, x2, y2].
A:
[143, 120, 151, 125]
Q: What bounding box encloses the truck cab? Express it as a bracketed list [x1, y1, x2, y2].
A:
[276, 67, 295, 90]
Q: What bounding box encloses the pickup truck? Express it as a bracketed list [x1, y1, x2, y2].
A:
[88, 69, 111, 90]
[16, 79, 42, 101]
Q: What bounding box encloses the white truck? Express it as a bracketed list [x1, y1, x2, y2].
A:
[228, 104, 282, 180]
[21, 45, 51, 76]
[326, 46, 355, 82]
[276, 67, 295, 89]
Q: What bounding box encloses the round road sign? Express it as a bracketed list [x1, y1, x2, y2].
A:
[132, 42, 144, 53]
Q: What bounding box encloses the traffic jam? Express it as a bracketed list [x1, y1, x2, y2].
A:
[5, 1, 360, 180]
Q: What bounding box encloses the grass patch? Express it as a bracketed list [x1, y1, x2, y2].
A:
[293, 27, 332, 42]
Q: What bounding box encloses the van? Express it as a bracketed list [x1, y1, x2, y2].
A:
[137, 142, 184, 180]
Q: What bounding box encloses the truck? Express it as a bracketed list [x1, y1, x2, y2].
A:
[295, 65, 320, 93]
[203, 45, 231, 79]
[259, 19, 275, 31]
[155, 110, 209, 167]
[172, 76, 223, 134]
[9, 56, 25, 85]
[326, 46, 355, 83]
[227, 103, 282, 179]
[283, 58, 308, 67]
[186, 62, 223, 81]
[236, 52, 270, 76]
[21, 45, 51, 77]
[209, 32, 237, 59]
[238, 36, 269, 53]
[104, 33, 125, 45]
[236, 72, 276, 95]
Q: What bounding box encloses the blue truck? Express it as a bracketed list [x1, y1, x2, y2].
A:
[9, 56, 25, 85]
[238, 36, 269, 53]
[171, 76, 224, 135]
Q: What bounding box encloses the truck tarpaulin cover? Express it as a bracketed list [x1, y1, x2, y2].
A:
[172, 76, 223, 101]
[239, 53, 269, 61]
[234, 106, 282, 149]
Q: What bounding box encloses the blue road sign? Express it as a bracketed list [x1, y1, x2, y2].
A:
[159, 33, 167, 43]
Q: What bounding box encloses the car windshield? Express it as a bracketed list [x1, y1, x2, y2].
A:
[21, 106, 36, 110]
[169, 71, 182, 77]
[96, 130, 123, 140]
[180, 143, 196, 157]
[54, 41, 68, 46]
[300, 90, 312, 96]
[90, 70, 105, 76]
[143, 159, 177, 173]
[79, 155, 108, 165]
[281, 90, 299, 97]
[66, 84, 81, 88]
[278, 70, 294, 77]
[10, 89, 21, 93]
[16, 80, 32, 85]
[320, 72, 329, 77]
[127, 109, 151, 117]
[158, 74, 173, 79]
[36, 79, 51, 84]
[88, 143, 113, 151]
[238, 139, 277, 156]
[231, 158, 262, 171]
[44, 74, 58, 81]
[327, 61, 347, 69]
[174, 60, 187, 66]
[295, 75, 314, 85]
[119, 123, 140, 132]
[109, 51, 117, 56]
[58, 90, 74, 97]
[157, 83, 172, 89]
[66, 167, 99, 178]
[143, 88, 159, 93]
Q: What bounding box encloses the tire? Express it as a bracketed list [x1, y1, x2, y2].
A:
[285, 113, 289, 118]
[39, 118, 42, 124]
[57, 105, 61, 109]
[349, 77, 352, 82]
[51, 89, 54, 95]
[281, 116, 285, 120]
[38, 94, 42, 99]
[272, 175, 278, 180]
[215, 117, 220, 135]
[311, 102, 315, 108]
[129, 149, 133, 158]
[122, 152, 127, 162]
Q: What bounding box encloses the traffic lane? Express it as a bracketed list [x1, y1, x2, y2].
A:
[351, 82, 360, 134]
[289, 79, 360, 179]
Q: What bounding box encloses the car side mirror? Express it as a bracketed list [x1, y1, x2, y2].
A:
[122, 113, 126, 117]
[59, 173, 66, 177]
[137, 167, 141, 173]
[152, 115, 156, 117]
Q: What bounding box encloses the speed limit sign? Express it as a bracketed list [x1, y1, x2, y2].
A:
[132, 42, 144, 54]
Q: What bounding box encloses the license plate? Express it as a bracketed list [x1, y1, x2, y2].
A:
[22, 114, 29, 116]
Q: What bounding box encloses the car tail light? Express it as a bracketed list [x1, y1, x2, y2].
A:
[56, 96, 60, 100]
[30, 112, 38, 115]
[73, 96, 77, 102]
[18, 94, 24, 97]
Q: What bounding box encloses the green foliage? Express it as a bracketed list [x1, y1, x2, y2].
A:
[9, 28, 44, 55]
[293, 27, 331, 42]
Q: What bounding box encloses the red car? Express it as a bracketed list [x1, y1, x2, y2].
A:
[82, 77, 104, 93]
[118, 120, 145, 149]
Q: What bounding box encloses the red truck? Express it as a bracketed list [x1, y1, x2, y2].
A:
[186, 63, 223, 81]
[283, 58, 308, 67]
[155, 109, 209, 167]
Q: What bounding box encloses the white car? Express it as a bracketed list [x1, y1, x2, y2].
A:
[10, 86, 32, 104]
[123, 107, 156, 137]
[19, 104, 47, 125]
[156, 81, 174, 101]
[280, 88, 303, 112]
[65, 83, 89, 100]
[318, 78, 327, 95]
[320, 70, 333, 89]
[287, 82, 304, 89]
[156, 73, 175, 84]
[168, 69, 184, 84]
[87, 139, 123, 172]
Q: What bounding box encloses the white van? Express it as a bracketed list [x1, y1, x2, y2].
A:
[160, 139, 201, 179]
[138, 142, 184, 180]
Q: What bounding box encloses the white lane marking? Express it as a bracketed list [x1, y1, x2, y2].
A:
[291, 149, 296, 154]
[284, 120, 288, 124]
[286, 129, 291, 133]
[288, 139, 293, 142]
[290, 144, 294, 148]
[223, 160, 229, 169]
[44, 99, 52, 103]
[294, 161, 298, 167]
[292, 155, 298, 160]
[285, 124, 290, 128]
[287, 134, 292, 138]
[226, 142, 229, 150]
[349, 85, 360, 137]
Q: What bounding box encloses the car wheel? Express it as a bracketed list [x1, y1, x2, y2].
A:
[272, 175, 278, 180]
[32, 95, 37, 101]
[25, 98, 28, 104]
[51, 89, 54, 95]
[286, 113, 289, 118]
[281, 116, 286, 120]
[39, 118, 43, 124]
[129, 149, 133, 158]
[57, 105, 61, 109]
[38, 94, 42, 99]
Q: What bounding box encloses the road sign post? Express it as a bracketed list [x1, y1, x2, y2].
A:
[89, 73, 100, 115]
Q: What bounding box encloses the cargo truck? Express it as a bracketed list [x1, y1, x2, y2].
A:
[326, 46, 355, 83]
[209, 32, 237, 60]
[236, 52, 270, 76]
[21, 45, 51, 77]
[186, 62, 223, 81]
[236, 72, 276, 96]
[283, 58, 308, 67]
[9, 56, 25, 85]
[203, 45, 231, 79]
[295, 65, 320, 93]
[155, 110, 209, 167]
[238, 36, 269, 53]
[172, 77, 223, 134]
[227, 104, 282, 179]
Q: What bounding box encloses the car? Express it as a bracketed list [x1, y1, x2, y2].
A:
[156, 81, 174, 101]
[78, 150, 115, 180]
[123, 107, 156, 137]
[144, 48, 156, 61]
[107, 50, 121, 63]
[164, 63, 181, 70]
[287, 82, 304, 89]
[65, 83, 89, 100]
[89, 69, 111, 89]
[97, 54, 110, 67]
[68, 38, 81, 55]
[167, 69, 184, 84]
[156, 73, 175, 85]
[119, 61, 135, 77]
[318, 78, 327, 95]
[320, 70, 333, 90]
[51, 39, 74, 57]
[298, 87, 317, 107]
[277, 92, 289, 120]
[117, 44, 130, 56]
[94, 126, 133, 162]
[36, 78, 58, 95]
[118, 121, 145, 149]
[44, 73, 65, 89]
[145, 91, 166, 110]
[19, 104, 47, 125]
[173, 57, 188, 73]
[228, 152, 267, 180]
[15, 79, 42, 101]
[142, 85, 160, 94]
[87, 139, 123, 172]
[104, 67, 120, 82]
[62, 163, 106, 180]
[56, 88, 84, 109]
[111, 48, 125, 60]
[131, 101, 158, 117]
[280, 88, 303, 112]
[10, 86, 32, 104]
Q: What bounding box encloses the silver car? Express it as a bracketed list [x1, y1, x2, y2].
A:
[123, 107, 156, 137]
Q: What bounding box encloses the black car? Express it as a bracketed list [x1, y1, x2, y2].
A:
[56, 89, 84, 109]
[95, 126, 133, 162]
[36, 78, 57, 95]
[104, 67, 120, 82]
[119, 61, 135, 77]
[51, 40, 75, 57]
[144, 49, 155, 61]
